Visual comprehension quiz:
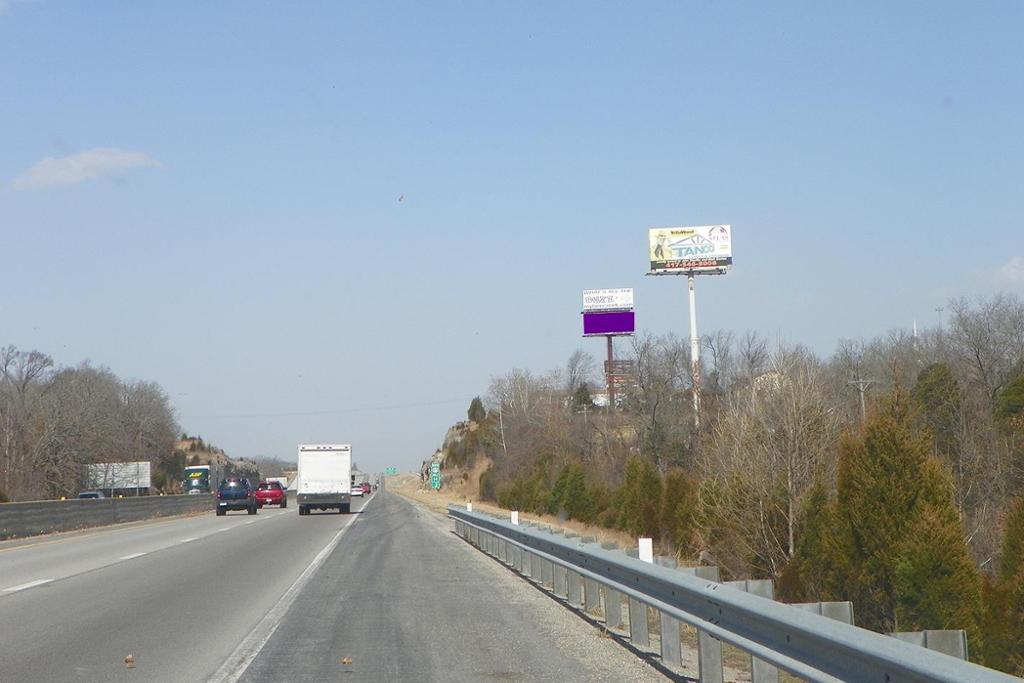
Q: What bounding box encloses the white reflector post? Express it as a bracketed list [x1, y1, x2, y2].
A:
[639, 538, 654, 563]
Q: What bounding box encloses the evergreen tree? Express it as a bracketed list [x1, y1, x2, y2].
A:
[779, 481, 840, 602]
[548, 462, 593, 521]
[467, 396, 486, 423]
[999, 497, 1024, 582]
[912, 363, 962, 460]
[617, 457, 662, 538]
[831, 393, 965, 633]
[572, 382, 594, 411]
[996, 368, 1024, 424]
[660, 469, 698, 556]
[892, 481, 983, 649]
[981, 497, 1024, 673]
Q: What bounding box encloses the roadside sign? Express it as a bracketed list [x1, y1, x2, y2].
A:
[385, 467, 398, 475]
[429, 462, 441, 490]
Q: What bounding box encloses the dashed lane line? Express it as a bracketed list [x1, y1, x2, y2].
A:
[3, 579, 52, 593]
[119, 552, 148, 560]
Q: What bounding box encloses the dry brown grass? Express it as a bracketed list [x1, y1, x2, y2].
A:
[386, 471, 640, 551]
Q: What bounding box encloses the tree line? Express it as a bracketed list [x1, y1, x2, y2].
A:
[0, 346, 180, 501]
[446, 293, 1024, 673]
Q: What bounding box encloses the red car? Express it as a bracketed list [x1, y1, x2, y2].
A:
[360, 482, 371, 495]
[255, 481, 287, 508]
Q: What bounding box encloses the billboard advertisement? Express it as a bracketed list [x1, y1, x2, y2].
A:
[649, 225, 732, 273]
[583, 310, 635, 336]
[582, 288, 634, 312]
[87, 461, 151, 490]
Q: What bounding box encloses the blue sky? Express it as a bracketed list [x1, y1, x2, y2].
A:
[1, 1, 1021, 472]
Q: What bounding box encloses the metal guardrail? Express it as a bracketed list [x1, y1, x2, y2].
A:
[449, 505, 1022, 683]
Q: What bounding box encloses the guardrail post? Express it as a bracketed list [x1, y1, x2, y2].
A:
[541, 556, 554, 589]
[584, 577, 601, 612]
[698, 631, 724, 683]
[628, 596, 649, 647]
[567, 569, 583, 607]
[553, 563, 567, 597]
[627, 537, 654, 648]
[660, 610, 682, 668]
[792, 601, 855, 625]
[891, 630, 969, 660]
[604, 588, 623, 629]
[727, 579, 779, 683]
[643, 546, 682, 666]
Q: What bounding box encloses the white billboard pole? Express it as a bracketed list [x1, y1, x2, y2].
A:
[688, 274, 700, 428]
[647, 225, 732, 433]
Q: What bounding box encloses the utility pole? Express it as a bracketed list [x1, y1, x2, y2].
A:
[848, 377, 874, 423]
[688, 274, 701, 429]
[935, 306, 945, 330]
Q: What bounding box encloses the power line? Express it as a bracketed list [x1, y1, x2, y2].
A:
[183, 396, 475, 420]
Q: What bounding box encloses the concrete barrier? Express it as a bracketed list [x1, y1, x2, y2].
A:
[0, 494, 215, 540]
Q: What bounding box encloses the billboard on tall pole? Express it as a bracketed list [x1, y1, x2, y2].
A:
[649, 225, 732, 274]
[646, 225, 733, 430]
[581, 288, 635, 408]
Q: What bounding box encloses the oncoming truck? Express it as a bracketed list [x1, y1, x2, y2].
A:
[296, 444, 352, 515]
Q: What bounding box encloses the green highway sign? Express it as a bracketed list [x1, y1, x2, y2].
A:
[429, 462, 441, 490]
[385, 467, 398, 475]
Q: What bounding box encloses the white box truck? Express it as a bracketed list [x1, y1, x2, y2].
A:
[296, 444, 352, 515]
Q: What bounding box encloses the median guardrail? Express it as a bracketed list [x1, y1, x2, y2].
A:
[449, 504, 1021, 683]
[0, 494, 214, 540]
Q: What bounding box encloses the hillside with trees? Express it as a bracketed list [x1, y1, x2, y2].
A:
[437, 293, 1024, 674]
[0, 346, 180, 501]
[0, 346, 255, 501]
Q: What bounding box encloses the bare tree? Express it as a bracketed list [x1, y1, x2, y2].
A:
[0, 346, 54, 497]
[701, 344, 840, 578]
[565, 349, 597, 395]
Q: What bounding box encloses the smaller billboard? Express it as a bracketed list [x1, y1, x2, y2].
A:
[87, 461, 151, 490]
[649, 225, 732, 273]
[583, 310, 635, 336]
[582, 288, 634, 312]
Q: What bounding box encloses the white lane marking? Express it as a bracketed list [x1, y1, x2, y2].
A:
[3, 579, 52, 593]
[120, 552, 147, 560]
[243, 521, 255, 525]
[207, 498, 369, 683]
[217, 527, 230, 532]
[179, 537, 198, 543]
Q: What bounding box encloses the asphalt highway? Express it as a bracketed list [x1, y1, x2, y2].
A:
[0, 491, 665, 682]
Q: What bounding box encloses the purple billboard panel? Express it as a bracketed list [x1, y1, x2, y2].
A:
[583, 310, 635, 336]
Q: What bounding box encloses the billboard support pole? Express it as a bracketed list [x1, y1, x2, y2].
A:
[688, 274, 700, 429]
[606, 335, 615, 410]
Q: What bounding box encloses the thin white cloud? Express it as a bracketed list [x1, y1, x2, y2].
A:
[0, 0, 35, 16]
[996, 255, 1024, 286]
[9, 148, 163, 191]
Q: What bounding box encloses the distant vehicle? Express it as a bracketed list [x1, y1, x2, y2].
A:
[360, 482, 371, 495]
[350, 485, 364, 497]
[216, 477, 257, 516]
[255, 481, 287, 508]
[184, 465, 212, 494]
[77, 491, 104, 499]
[296, 444, 351, 515]
[265, 475, 289, 490]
